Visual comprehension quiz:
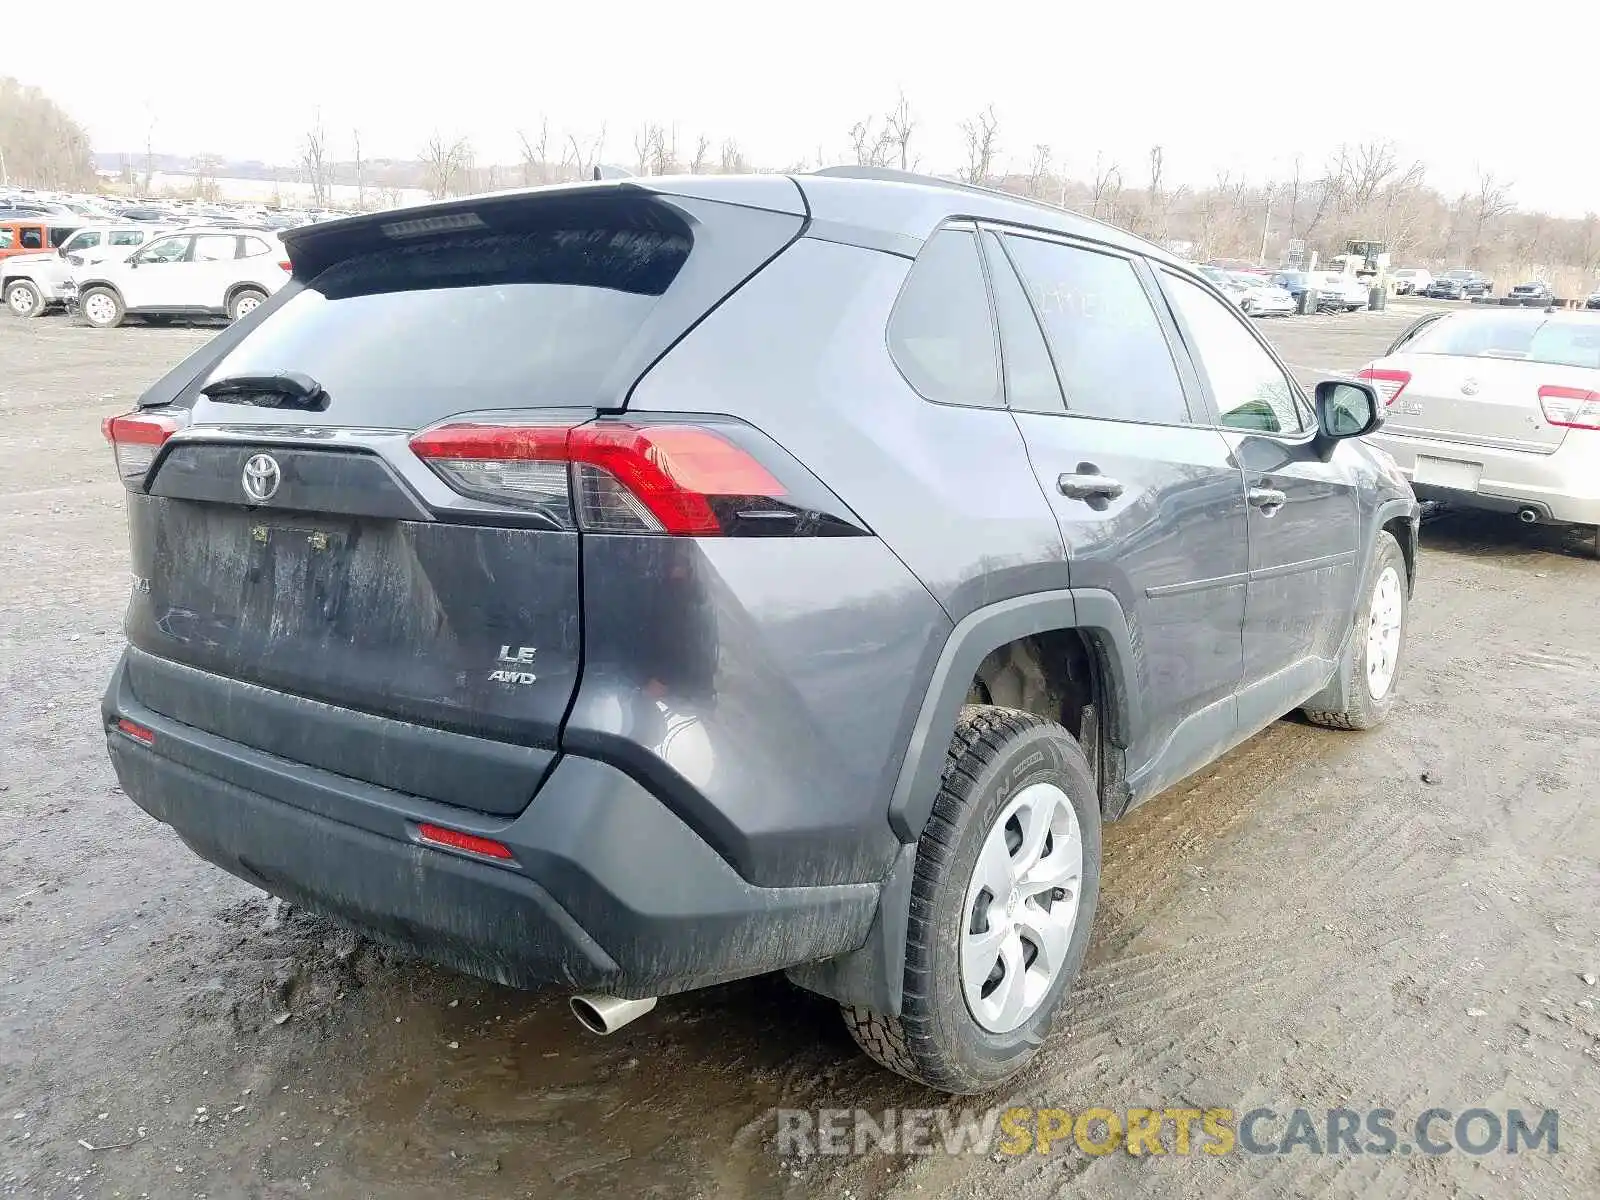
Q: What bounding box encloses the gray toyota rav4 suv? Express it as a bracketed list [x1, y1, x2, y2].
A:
[102, 168, 1418, 1093]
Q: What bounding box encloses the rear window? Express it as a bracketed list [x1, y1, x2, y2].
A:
[1407, 316, 1600, 369]
[204, 227, 692, 424]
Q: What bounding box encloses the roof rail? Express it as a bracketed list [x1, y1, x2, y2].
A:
[807, 164, 1099, 227]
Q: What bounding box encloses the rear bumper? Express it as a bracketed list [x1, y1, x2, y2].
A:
[1372, 428, 1600, 525]
[103, 654, 879, 997]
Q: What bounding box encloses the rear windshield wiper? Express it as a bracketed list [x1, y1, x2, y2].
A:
[202, 371, 329, 412]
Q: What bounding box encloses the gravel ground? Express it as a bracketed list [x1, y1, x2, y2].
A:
[1, 305, 1596, 1199]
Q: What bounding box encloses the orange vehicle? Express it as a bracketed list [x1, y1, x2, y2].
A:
[0, 217, 81, 262]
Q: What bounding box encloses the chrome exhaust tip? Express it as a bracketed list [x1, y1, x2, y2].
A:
[570, 993, 657, 1035]
[1517, 507, 1540, 524]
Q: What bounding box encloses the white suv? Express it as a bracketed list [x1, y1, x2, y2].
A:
[2, 223, 174, 318]
[71, 227, 291, 327]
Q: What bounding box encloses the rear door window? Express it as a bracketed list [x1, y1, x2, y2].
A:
[887, 228, 1002, 408]
[1002, 234, 1191, 425]
[20, 227, 43, 250]
[108, 230, 146, 247]
[981, 231, 1064, 413]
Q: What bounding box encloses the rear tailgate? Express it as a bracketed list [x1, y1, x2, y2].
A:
[120, 183, 805, 816]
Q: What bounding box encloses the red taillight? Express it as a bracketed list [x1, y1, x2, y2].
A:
[409, 422, 786, 536]
[416, 822, 514, 861]
[102, 409, 185, 484]
[1538, 385, 1600, 431]
[1357, 367, 1412, 406]
[276, 260, 292, 273]
[115, 718, 155, 744]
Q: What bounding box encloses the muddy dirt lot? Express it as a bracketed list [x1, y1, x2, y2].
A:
[2, 307, 1597, 1199]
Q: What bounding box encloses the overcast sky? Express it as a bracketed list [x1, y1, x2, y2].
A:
[20, 0, 1597, 214]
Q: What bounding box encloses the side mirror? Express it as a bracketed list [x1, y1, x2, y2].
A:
[1315, 378, 1383, 441]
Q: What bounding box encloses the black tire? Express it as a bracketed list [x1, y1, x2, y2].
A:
[5, 279, 44, 319]
[842, 706, 1102, 1094]
[78, 286, 125, 329]
[228, 287, 267, 323]
[1560, 524, 1600, 560]
[1304, 531, 1408, 731]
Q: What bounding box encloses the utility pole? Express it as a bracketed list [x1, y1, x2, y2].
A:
[0, 145, 8, 187]
[1259, 185, 1274, 267]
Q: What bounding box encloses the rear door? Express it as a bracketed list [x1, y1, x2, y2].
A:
[124, 187, 803, 816]
[187, 231, 242, 307]
[1157, 267, 1362, 709]
[985, 228, 1248, 778]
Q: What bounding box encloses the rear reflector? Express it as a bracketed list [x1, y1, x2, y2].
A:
[102, 410, 186, 484]
[115, 718, 155, 744]
[1538, 385, 1600, 431]
[416, 822, 515, 861]
[1357, 367, 1412, 406]
[410, 422, 786, 535]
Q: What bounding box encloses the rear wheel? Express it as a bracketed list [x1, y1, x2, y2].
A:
[1304, 531, 1408, 730]
[228, 288, 267, 322]
[842, 706, 1101, 1094]
[79, 287, 124, 329]
[5, 279, 44, 318]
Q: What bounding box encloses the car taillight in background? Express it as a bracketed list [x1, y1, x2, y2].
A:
[277, 260, 292, 273]
[1538, 385, 1600, 430]
[409, 421, 790, 536]
[101, 410, 186, 483]
[1357, 367, 1412, 405]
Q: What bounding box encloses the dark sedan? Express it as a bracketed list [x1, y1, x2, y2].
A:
[1509, 281, 1555, 302]
[1423, 277, 1467, 299]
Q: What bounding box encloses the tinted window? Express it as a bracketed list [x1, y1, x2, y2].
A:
[138, 236, 190, 264]
[108, 230, 145, 246]
[205, 227, 693, 425]
[192, 234, 237, 262]
[1164, 272, 1304, 433]
[47, 226, 79, 249]
[1003, 235, 1190, 424]
[983, 232, 1064, 413]
[887, 229, 1001, 408]
[64, 231, 102, 253]
[20, 228, 43, 250]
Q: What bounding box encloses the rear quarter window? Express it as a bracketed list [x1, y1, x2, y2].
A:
[887, 228, 1002, 409]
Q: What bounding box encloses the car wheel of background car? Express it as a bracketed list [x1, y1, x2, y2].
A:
[78, 287, 125, 329]
[5, 280, 44, 319]
[1304, 531, 1408, 731]
[842, 705, 1102, 1094]
[1559, 524, 1600, 561]
[228, 288, 267, 322]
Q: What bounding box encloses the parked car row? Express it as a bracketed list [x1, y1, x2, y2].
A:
[2, 219, 291, 325]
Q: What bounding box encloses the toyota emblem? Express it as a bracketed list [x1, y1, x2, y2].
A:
[241, 453, 282, 502]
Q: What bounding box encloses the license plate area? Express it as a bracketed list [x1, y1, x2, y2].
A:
[241, 519, 357, 637]
[1414, 456, 1482, 492]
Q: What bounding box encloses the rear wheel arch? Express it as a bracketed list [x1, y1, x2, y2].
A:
[788, 590, 1141, 1016]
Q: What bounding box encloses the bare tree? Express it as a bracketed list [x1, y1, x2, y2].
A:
[518, 118, 553, 186]
[1472, 168, 1515, 260]
[719, 138, 750, 175]
[1024, 144, 1053, 200]
[190, 153, 222, 201]
[1088, 151, 1121, 220]
[562, 126, 605, 180]
[690, 134, 711, 175]
[958, 105, 1001, 185]
[848, 117, 892, 167]
[352, 129, 365, 211]
[648, 124, 680, 176]
[301, 112, 330, 208]
[884, 90, 917, 170]
[420, 133, 472, 199]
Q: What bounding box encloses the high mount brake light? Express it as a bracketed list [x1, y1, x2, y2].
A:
[409, 422, 787, 535]
[1538, 384, 1600, 430]
[102, 410, 186, 484]
[1357, 367, 1412, 406]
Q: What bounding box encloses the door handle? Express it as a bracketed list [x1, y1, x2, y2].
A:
[1057, 472, 1125, 502]
[1248, 486, 1288, 514]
